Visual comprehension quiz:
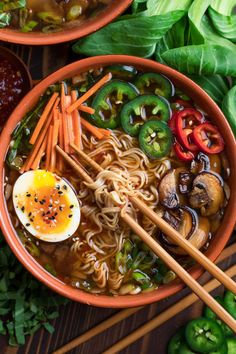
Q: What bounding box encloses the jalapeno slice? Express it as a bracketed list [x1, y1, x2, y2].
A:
[120, 95, 171, 136]
[139, 121, 172, 159]
[104, 65, 138, 79]
[167, 327, 186, 354]
[179, 342, 196, 353]
[209, 341, 228, 354]
[226, 337, 236, 353]
[134, 73, 174, 99]
[204, 296, 233, 337]
[185, 317, 224, 353]
[91, 80, 138, 129]
[224, 291, 236, 319]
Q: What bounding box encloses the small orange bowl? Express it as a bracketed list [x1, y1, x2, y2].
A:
[0, 56, 235, 308]
[0, 1, 132, 45]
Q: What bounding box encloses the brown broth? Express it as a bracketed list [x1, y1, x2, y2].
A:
[5, 0, 114, 33]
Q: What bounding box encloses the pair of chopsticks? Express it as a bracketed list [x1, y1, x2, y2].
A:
[53, 243, 236, 354]
[56, 143, 236, 332]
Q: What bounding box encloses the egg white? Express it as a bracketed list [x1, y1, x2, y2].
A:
[12, 170, 80, 242]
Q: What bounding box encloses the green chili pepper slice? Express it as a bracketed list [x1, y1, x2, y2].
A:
[209, 341, 228, 354]
[226, 337, 236, 353]
[185, 317, 224, 353]
[224, 291, 236, 319]
[204, 296, 233, 336]
[104, 65, 138, 80]
[139, 120, 172, 159]
[91, 80, 138, 129]
[134, 73, 174, 99]
[120, 95, 170, 136]
[179, 342, 196, 353]
[167, 327, 186, 354]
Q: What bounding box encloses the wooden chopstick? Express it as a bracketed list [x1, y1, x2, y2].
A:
[70, 143, 236, 295]
[121, 212, 236, 331]
[52, 244, 236, 354]
[56, 145, 236, 331]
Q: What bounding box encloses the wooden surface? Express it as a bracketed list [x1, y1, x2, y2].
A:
[0, 43, 235, 354]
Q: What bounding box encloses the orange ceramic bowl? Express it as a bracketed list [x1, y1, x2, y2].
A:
[0, 56, 235, 308]
[0, 1, 132, 45]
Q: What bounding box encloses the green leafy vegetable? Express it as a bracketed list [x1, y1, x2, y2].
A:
[189, 75, 229, 106]
[162, 44, 236, 76]
[222, 85, 236, 136]
[0, 12, 11, 28]
[73, 11, 185, 57]
[208, 6, 236, 42]
[0, 233, 68, 346]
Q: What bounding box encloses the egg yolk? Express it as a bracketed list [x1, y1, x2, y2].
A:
[16, 183, 75, 235]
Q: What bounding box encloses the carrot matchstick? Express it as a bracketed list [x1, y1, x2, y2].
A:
[67, 73, 112, 114]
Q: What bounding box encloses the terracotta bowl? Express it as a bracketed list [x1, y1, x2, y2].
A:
[0, 56, 235, 308]
[0, 1, 132, 45]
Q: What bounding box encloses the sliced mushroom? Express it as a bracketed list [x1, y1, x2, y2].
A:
[160, 207, 197, 252]
[158, 169, 187, 208]
[160, 207, 210, 256]
[189, 172, 224, 216]
[179, 171, 193, 194]
[190, 152, 221, 174]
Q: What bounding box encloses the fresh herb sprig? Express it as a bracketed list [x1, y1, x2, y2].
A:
[0, 233, 68, 346]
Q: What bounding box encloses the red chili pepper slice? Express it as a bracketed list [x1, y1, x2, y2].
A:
[192, 122, 224, 154]
[174, 141, 196, 162]
[176, 108, 203, 152]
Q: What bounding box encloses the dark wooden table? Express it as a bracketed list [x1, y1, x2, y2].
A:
[0, 44, 235, 354]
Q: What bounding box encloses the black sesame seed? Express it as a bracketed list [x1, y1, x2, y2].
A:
[28, 212, 32, 217]
[46, 211, 50, 215]
[68, 214, 73, 218]
[54, 212, 58, 216]
[56, 185, 60, 190]
[30, 218, 34, 222]
[26, 223, 30, 227]
[58, 191, 63, 195]
[70, 205, 74, 209]
[42, 212, 45, 216]
[21, 206, 25, 212]
[34, 198, 38, 202]
[59, 206, 63, 211]
[39, 201, 44, 205]
[63, 185, 67, 190]
[49, 204, 53, 208]
[26, 194, 31, 197]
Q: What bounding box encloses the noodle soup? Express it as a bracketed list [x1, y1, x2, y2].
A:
[0, 0, 113, 33]
[5, 65, 230, 296]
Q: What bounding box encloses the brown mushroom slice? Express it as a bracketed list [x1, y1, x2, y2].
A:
[160, 207, 197, 250]
[159, 169, 187, 208]
[169, 216, 210, 256]
[190, 152, 221, 174]
[189, 172, 225, 216]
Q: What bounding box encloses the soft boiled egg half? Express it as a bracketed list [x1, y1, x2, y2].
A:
[13, 170, 80, 242]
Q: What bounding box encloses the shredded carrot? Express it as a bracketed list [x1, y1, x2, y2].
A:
[62, 95, 73, 153]
[46, 125, 53, 171]
[20, 107, 56, 173]
[98, 128, 111, 137]
[31, 139, 46, 170]
[50, 119, 60, 172]
[80, 118, 104, 140]
[67, 73, 112, 114]
[78, 105, 95, 114]
[71, 90, 83, 150]
[58, 112, 64, 171]
[29, 92, 59, 145]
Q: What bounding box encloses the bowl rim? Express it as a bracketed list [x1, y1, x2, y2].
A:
[0, 55, 235, 308]
[0, 1, 132, 45]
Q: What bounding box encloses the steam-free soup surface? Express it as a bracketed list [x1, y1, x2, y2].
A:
[0, 0, 113, 33]
[5, 65, 230, 296]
